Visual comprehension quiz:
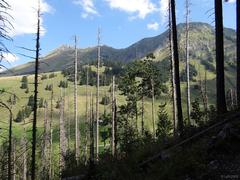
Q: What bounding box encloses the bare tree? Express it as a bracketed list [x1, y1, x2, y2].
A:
[31, 1, 41, 179]
[151, 78, 156, 138]
[215, 0, 227, 113]
[49, 87, 54, 179]
[185, 0, 191, 124]
[111, 76, 116, 156]
[74, 36, 80, 161]
[170, 0, 184, 136]
[96, 28, 101, 159]
[168, 0, 177, 136]
[90, 92, 94, 166]
[141, 83, 144, 136]
[59, 90, 67, 173]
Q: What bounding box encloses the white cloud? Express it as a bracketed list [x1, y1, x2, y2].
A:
[73, 0, 99, 18]
[2, 53, 19, 63]
[159, 0, 169, 24]
[104, 0, 157, 19]
[147, 22, 159, 30]
[7, 0, 53, 36]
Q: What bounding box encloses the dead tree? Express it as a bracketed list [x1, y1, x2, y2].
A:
[168, 0, 177, 136]
[66, 81, 71, 150]
[59, 90, 67, 172]
[111, 76, 116, 156]
[49, 87, 54, 179]
[12, 139, 15, 180]
[96, 28, 101, 159]
[74, 36, 80, 161]
[42, 101, 49, 178]
[185, 0, 191, 124]
[84, 65, 89, 162]
[141, 84, 144, 136]
[151, 78, 156, 138]
[22, 119, 27, 180]
[171, 0, 184, 136]
[90, 92, 94, 165]
[31, 2, 41, 179]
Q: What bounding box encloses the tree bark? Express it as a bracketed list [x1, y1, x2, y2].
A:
[171, 0, 184, 136]
[111, 76, 116, 156]
[215, 0, 227, 113]
[31, 2, 40, 179]
[151, 78, 156, 138]
[74, 36, 80, 161]
[168, 0, 178, 136]
[96, 29, 101, 159]
[59, 91, 67, 172]
[185, 0, 191, 125]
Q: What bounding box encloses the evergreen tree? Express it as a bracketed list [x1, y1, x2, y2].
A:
[20, 76, 28, 89]
[156, 104, 172, 140]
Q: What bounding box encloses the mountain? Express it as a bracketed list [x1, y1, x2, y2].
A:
[2, 22, 236, 76]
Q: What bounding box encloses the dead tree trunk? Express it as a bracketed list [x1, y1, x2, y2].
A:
[168, 0, 178, 136]
[22, 119, 27, 180]
[84, 65, 89, 162]
[171, 0, 184, 136]
[42, 101, 49, 177]
[31, 2, 41, 179]
[49, 87, 54, 179]
[90, 92, 94, 165]
[96, 28, 101, 159]
[141, 85, 144, 136]
[12, 139, 15, 180]
[74, 36, 80, 161]
[66, 82, 71, 150]
[151, 78, 156, 138]
[59, 91, 67, 172]
[111, 76, 116, 156]
[185, 0, 191, 125]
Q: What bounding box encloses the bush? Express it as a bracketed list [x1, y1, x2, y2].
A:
[190, 98, 204, 126]
[25, 88, 29, 94]
[39, 98, 44, 108]
[156, 104, 172, 140]
[100, 96, 110, 105]
[27, 95, 34, 108]
[20, 76, 28, 89]
[41, 74, 48, 80]
[59, 80, 68, 88]
[49, 73, 56, 79]
[45, 84, 53, 91]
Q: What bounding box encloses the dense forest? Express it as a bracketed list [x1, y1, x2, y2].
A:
[0, 0, 240, 180]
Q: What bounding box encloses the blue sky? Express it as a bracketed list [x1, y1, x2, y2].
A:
[1, 0, 237, 68]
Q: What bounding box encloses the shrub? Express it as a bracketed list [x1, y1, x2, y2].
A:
[100, 96, 110, 105]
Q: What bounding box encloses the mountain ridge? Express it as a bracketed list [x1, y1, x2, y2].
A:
[1, 22, 236, 76]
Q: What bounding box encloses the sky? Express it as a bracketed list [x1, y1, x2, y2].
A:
[1, 0, 237, 68]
